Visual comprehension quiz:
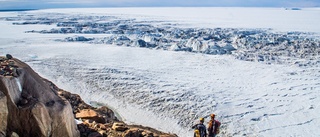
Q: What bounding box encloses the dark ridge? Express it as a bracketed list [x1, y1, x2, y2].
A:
[0, 9, 38, 12]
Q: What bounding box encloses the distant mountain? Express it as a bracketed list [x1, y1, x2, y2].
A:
[0, 9, 37, 12]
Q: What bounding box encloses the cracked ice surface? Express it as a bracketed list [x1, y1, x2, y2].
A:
[1, 8, 320, 137]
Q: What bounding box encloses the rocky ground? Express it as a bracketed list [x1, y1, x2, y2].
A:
[46, 78, 177, 137]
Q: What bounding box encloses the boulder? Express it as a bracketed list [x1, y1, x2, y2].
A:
[123, 128, 142, 137]
[76, 109, 106, 123]
[0, 58, 79, 137]
[76, 109, 99, 118]
[96, 106, 117, 122]
[6, 54, 13, 59]
[112, 122, 128, 131]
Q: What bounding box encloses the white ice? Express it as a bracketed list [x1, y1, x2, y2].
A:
[1, 8, 320, 137]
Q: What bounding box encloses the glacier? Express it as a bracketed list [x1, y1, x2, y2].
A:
[0, 7, 320, 137]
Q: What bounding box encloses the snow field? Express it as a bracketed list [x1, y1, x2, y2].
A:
[1, 8, 320, 136]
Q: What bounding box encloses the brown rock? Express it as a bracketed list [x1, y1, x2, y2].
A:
[0, 58, 79, 137]
[83, 120, 90, 126]
[99, 124, 106, 130]
[112, 122, 128, 131]
[58, 90, 71, 99]
[142, 131, 154, 137]
[123, 128, 143, 137]
[0, 90, 8, 136]
[96, 106, 117, 121]
[76, 109, 106, 123]
[98, 130, 107, 137]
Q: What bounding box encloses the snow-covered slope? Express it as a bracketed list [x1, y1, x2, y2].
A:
[0, 8, 320, 137]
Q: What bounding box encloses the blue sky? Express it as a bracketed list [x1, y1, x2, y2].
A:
[0, 0, 319, 10]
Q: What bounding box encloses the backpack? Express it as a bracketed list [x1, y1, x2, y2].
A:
[194, 129, 200, 137]
[194, 124, 206, 137]
[210, 120, 221, 134]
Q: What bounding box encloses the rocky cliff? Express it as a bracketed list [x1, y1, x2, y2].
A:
[0, 56, 79, 137]
[0, 56, 177, 137]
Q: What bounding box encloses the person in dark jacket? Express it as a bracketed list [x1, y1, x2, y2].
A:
[192, 117, 207, 137]
[207, 114, 221, 137]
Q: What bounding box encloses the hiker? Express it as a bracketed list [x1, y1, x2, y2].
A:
[207, 114, 221, 137]
[192, 117, 207, 137]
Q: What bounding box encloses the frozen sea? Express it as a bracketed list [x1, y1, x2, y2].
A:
[1, 7, 320, 137]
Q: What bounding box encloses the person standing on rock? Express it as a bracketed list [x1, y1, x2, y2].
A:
[192, 117, 207, 137]
[207, 114, 221, 137]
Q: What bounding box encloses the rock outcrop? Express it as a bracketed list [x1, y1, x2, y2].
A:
[0, 56, 177, 137]
[55, 82, 178, 137]
[0, 56, 79, 137]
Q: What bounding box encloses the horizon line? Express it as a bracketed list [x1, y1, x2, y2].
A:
[1, 5, 319, 11]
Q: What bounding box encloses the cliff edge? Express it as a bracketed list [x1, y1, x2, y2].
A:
[0, 56, 177, 137]
[0, 56, 79, 137]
